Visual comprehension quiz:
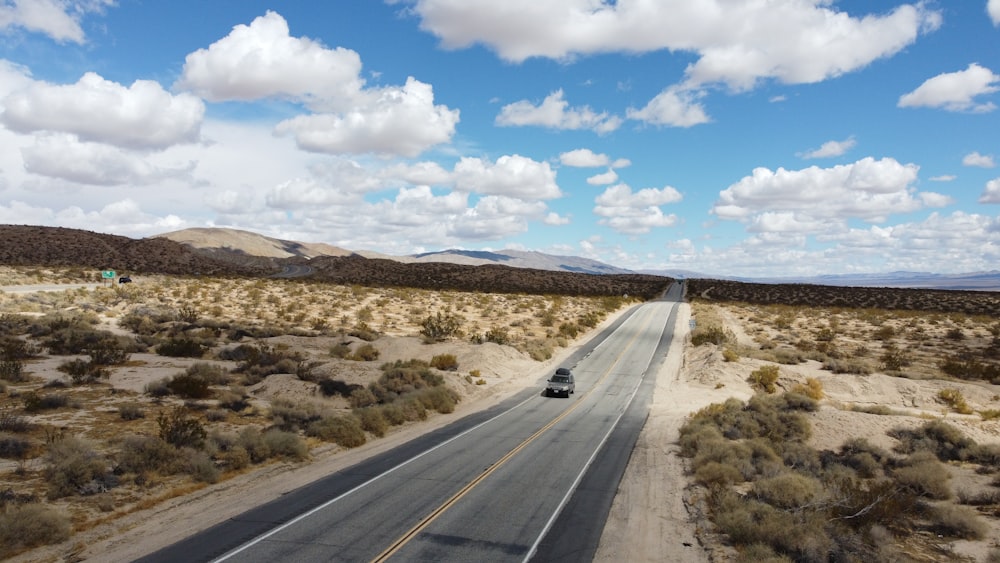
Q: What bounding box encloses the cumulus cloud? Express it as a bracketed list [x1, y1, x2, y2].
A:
[559, 148, 609, 168]
[0, 198, 187, 237]
[594, 183, 682, 235]
[273, 77, 459, 157]
[799, 136, 856, 159]
[898, 63, 999, 112]
[990, 0, 1000, 26]
[587, 169, 618, 185]
[712, 157, 947, 231]
[1, 71, 204, 150]
[20, 134, 194, 186]
[175, 11, 365, 111]
[929, 175, 956, 182]
[410, 1, 939, 91]
[453, 154, 561, 200]
[0, 0, 113, 44]
[496, 90, 622, 133]
[963, 151, 996, 168]
[626, 86, 709, 127]
[980, 178, 1000, 203]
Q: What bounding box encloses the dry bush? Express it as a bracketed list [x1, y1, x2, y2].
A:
[822, 358, 872, 375]
[0, 503, 71, 559]
[791, 378, 824, 400]
[306, 415, 367, 448]
[0, 433, 32, 459]
[748, 365, 780, 394]
[751, 472, 824, 509]
[116, 434, 177, 475]
[937, 388, 973, 415]
[270, 398, 327, 430]
[889, 420, 978, 461]
[118, 403, 145, 420]
[926, 503, 988, 539]
[892, 451, 952, 500]
[261, 429, 307, 461]
[184, 449, 219, 483]
[44, 436, 110, 499]
[350, 343, 380, 362]
[355, 407, 389, 438]
[157, 407, 206, 449]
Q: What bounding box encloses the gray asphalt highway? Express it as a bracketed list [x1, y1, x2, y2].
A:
[140, 284, 681, 563]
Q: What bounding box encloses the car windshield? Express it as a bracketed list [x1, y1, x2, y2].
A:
[551, 375, 569, 383]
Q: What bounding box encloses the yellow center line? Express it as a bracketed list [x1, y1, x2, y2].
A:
[370, 308, 656, 562]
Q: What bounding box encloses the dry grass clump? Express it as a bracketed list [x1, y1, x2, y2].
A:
[0, 502, 71, 559]
[681, 395, 997, 560]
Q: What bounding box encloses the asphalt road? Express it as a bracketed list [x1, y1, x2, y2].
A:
[140, 284, 681, 563]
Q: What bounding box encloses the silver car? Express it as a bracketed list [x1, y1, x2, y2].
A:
[545, 368, 575, 397]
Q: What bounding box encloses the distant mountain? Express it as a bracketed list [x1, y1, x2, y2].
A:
[645, 268, 1000, 291]
[409, 249, 631, 275]
[156, 228, 630, 275]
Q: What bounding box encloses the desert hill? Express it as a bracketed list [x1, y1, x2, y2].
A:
[154, 227, 354, 260]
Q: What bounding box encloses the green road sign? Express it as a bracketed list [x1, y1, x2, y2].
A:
[101, 270, 116, 279]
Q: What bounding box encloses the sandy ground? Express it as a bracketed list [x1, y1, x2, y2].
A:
[11, 295, 1000, 562]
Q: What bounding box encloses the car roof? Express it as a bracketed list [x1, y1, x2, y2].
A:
[555, 367, 571, 375]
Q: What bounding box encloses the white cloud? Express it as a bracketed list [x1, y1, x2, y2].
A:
[963, 151, 996, 168]
[453, 154, 561, 200]
[273, 77, 459, 158]
[0, 0, 113, 44]
[559, 148, 609, 167]
[980, 178, 1000, 203]
[990, 0, 1000, 26]
[1, 71, 204, 150]
[175, 11, 365, 111]
[410, 1, 940, 91]
[898, 63, 1000, 112]
[586, 169, 618, 185]
[496, 90, 621, 133]
[929, 175, 956, 182]
[799, 136, 856, 159]
[594, 183, 682, 235]
[626, 86, 709, 127]
[543, 212, 570, 225]
[712, 157, 942, 230]
[0, 198, 188, 238]
[21, 134, 193, 186]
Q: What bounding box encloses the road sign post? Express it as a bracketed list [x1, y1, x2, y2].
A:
[101, 270, 115, 287]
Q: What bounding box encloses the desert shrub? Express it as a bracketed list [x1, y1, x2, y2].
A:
[380, 403, 407, 426]
[157, 408, 206, 449]
[216, 387, 249, 412]
[748, 365, 779, 394]
[183, 448, 219, 483]
[378, 359, 444, 395]
[822, 358, 872, 375]
[694, 461, 743, 487]
[0, 433, 32, 459]
[892, 451, 952, 500]
[558, 322, 580, 339]
[430, 354, 459, 371]
[522, 339, 554, 361]
[184, 363, 230, 385]
[350, 343, 380, 362]
[44, 436, 109, 499]
[57, 358, 108, 383]
[204, 409, 227, 422]
[0, 358, 27, 383]
[722, 348, 740, 362]
[420, 312, 463, 341]
[166, 373, 212, 399]
[879, 344, 911, 371]
[329, 342, 352, 359]
[937, 388, 973, 414]
[306, 415, 366, 448]
[414, 386, 459, 414]
[118, 403, 145, 420]
[355, 407, 389, 437]
[926, 503, 988, 539]
[791, 378, 824, 400]
[889, 420, 977, 461]
[711, 489, 832, 561]
[262, 429, 308, 460]
[691, 325, 730, 346]
[23, 392, 72, 412]
[483, 326, 511, 345]
[236, 427, 270, 463]
[0, 503, 71, 558]
[144, 377, 171, 397]
[751, 472, 823, 509]
[399, 398, 428, 421]
[222, 342, 304, 378]
[348, 387, 378, 409]
[270, 398, 327, 430]
[0, 408, 30, 433]
[116, 434, 177, 475]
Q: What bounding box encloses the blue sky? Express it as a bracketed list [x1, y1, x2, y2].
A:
[1, 1, 998, 277]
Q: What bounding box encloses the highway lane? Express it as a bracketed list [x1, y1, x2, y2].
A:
[140, 284, 681, 562]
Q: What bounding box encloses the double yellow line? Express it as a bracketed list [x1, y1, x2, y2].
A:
[371, 306, 656, 562]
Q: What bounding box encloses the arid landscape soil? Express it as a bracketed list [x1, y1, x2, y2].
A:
[2, 226, 1000, 562]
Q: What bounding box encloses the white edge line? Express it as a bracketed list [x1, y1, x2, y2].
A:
[522, 301, 674, 562]
[211, 394, 536, 562]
